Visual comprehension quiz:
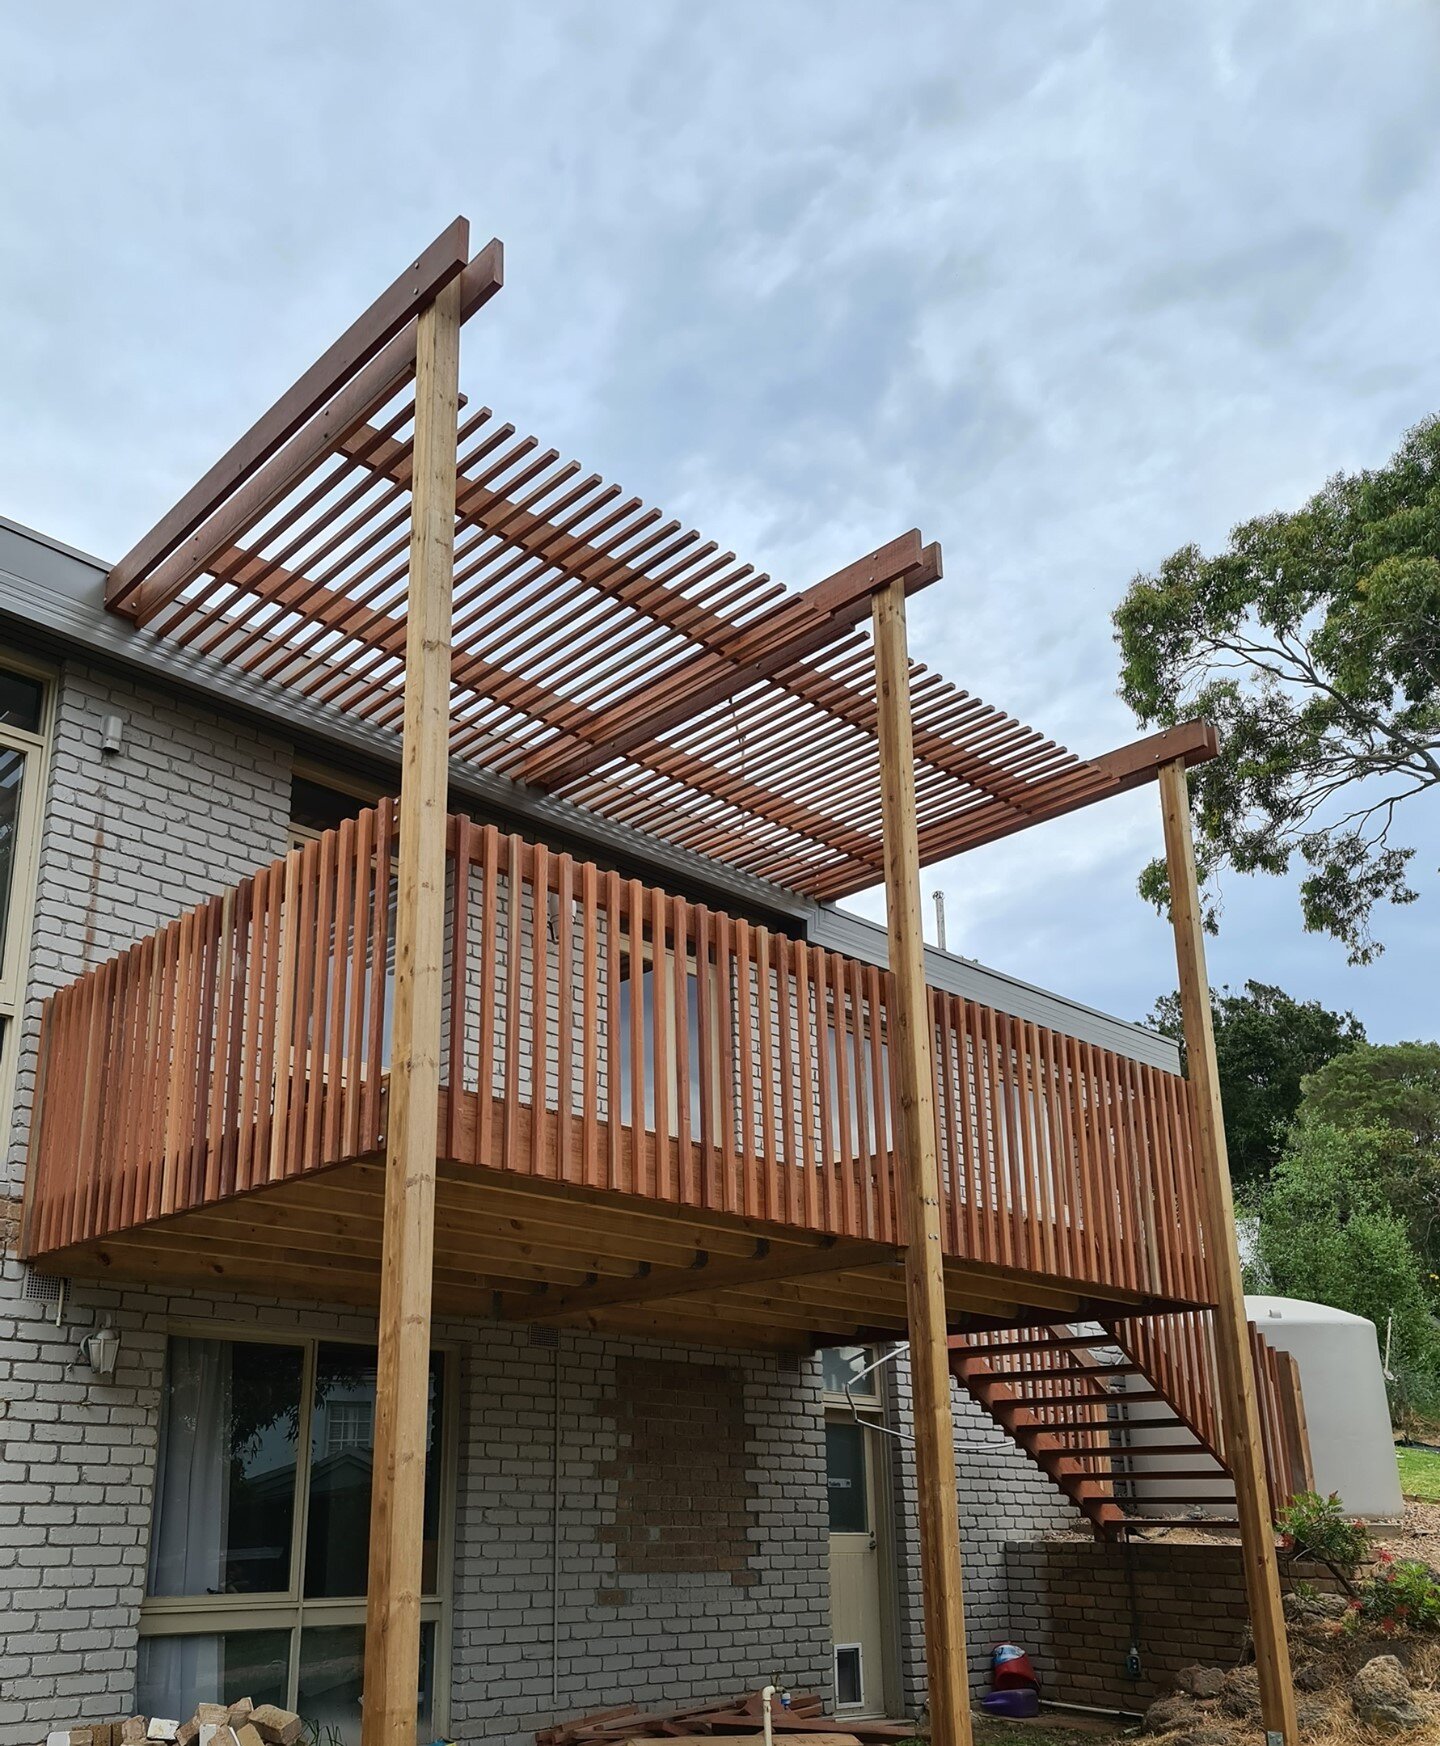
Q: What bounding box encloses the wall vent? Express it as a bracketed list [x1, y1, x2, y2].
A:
[527, 1323, 560, 1349]
[21, 1267, 63, 1305]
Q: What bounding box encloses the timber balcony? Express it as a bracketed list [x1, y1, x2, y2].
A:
[21, 803, 1219, 1349]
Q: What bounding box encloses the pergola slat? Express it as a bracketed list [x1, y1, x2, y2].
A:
[101, 240, 1218, 902]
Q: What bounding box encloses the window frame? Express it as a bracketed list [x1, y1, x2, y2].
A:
[137, 1321, 459, 1736]
[0, 650, 54, 1151]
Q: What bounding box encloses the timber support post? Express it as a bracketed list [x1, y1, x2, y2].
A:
[361, 258, 465, 1746]
[1158, 757, 1297, 1746]
[872, 576, 974, 1746]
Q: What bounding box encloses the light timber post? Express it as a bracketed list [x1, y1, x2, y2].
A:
[1158, 757, 1297, 1746]
[872, 577, 973, 1746]
[362, 265, 464, 1746]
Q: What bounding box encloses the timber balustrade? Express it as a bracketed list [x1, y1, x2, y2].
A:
[22, 806, 1215, 1306]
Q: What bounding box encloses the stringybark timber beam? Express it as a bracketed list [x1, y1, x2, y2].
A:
[106, 218, 472, 611]
[517, 534, 943, 788]
[817, 721, 1221, 889]
[872, 573, 974, 1746]
[124, 241, 504, 626]
[360, 263, 464, 1746]
[497, 1237, 897, 1320]
[1158, 756, 1297, 1746]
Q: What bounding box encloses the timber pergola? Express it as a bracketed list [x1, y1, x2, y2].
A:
[89, 219, 1293, 1746]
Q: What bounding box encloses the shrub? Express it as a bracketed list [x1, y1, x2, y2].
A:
[1276, 1490, 1370, 1575]
[1357, 1551, 1440, 1632]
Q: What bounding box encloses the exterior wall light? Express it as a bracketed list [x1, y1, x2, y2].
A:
[78, 1318, 121, 1379]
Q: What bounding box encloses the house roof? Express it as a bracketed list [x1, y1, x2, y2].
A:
[97, 221, 1216, 904]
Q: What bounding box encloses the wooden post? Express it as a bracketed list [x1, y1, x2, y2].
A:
[361, 267, 464, 1746]
[872, 579, 973, 1746]
[1158, 758, 1297, 1746]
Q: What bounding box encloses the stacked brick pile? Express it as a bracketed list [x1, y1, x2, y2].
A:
[43, 1700, 304, 1746]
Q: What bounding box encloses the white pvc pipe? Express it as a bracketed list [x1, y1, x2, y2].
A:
[761, 1685, 776, 1746]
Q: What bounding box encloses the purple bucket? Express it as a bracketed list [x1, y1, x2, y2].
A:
[980, 1689, 1041, 1719]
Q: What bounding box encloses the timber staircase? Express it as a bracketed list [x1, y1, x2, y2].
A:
[949, 1311, 1312, 1534]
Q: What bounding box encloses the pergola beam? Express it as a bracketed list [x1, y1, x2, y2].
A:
[517, 534, 943, 788]
[122, 241, 504, 626]
[803, 720, 1223, 897]
[106, 217, 473, 611]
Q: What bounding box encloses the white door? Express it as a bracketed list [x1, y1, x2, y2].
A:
[826, 1414, 888, 1716]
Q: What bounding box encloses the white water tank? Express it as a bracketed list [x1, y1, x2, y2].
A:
[1246, 1295, 1403, 1521]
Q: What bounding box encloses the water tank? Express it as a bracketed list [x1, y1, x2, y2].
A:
[1246, 1295, 1403, 1520]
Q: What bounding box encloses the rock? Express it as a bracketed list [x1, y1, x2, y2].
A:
[1219, 1666, 1261, 1721]
[1296, 1695, 1332, 1732]
[1285, 1588, 1349, 1622]
[1175, 1664, 1226, 1699]
[224, 1705, 252, 1729]
[121, 1722, 148, 1746]
[1352, 1655, 1426, 1732]
[147, 1725, 180, 1745]
[247, 1714, 301, 1746]
[1294, 1658, 1331, 1691]
[1143, 1693, 1199, 1734]
[195, 1709, 230, 1727]
[234, 1727, 264, 1746]
[1171, 1728, 1234, 1746]
[176, 1725, 197, 1746]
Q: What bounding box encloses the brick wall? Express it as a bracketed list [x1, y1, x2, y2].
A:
[0, 654, 1092, 1740]
[451, 1334, 831, 1744]
[883, 1352, 1084, 1709]
[4, 659, 292, 1195]
[1003, 1539, 1336, 1710]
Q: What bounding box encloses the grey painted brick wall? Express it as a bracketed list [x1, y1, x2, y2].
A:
[0, 1262, 835, 1746]
[5, 659, 292, 1196]
[882, 1350, 1082, 1711]
[0, 655, 1082, 1741]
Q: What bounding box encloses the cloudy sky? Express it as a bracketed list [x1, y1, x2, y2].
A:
[3, 1, 1437, 1038]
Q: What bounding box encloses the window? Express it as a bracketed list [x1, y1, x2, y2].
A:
[615, 958, 707, 1136]
[288, 761, 389, 851]
[139, 1332, 451, 1743]
[821, 1345, 881, 1401]
[0, 657, 49, 1144]
[825, 1421, 870, 1533]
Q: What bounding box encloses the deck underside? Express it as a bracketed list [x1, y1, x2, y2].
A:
[29, 1095, 1169, 1351]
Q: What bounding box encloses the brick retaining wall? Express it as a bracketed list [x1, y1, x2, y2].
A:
[1005, 1538, 1333, 1711]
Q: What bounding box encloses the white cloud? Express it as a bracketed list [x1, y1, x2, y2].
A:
[2, 0, 1436, 1037]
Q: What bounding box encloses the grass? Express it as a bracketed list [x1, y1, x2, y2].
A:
[1397, 1442, 1440, 1502]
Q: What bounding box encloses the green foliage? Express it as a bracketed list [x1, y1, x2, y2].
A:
[1275, 1489, 1370, 1571]
[1301, 1041, 1440, 1151]
[1115, 414, 1440, 964]
[1148, 980, 1364, 1187]
[1358, 1551, 1440, 1632]
[1253, 1122, 1439, 1368]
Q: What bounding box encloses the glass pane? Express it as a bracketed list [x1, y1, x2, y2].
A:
[304, 1344, 444, 1598]
[0, 745, 24, 972]
[0, 670, 43, 733]
[297, 1620, 434, 1746]
[149, 1338, 304, 1597]
[137, 1628, 290, 1721]
[826, 1422, 869, 1533]
[821, 1347, 876, 1397]
[835, 1645, 863, 1708]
